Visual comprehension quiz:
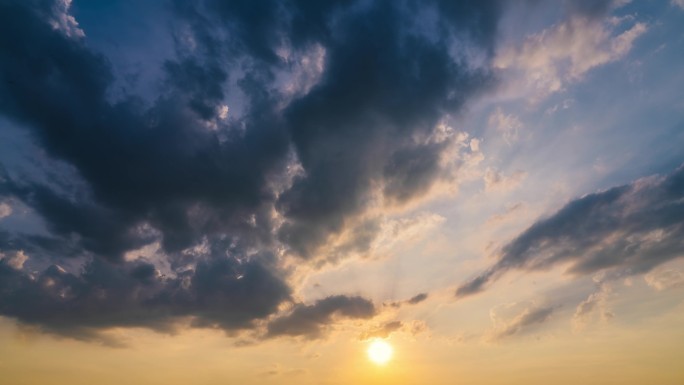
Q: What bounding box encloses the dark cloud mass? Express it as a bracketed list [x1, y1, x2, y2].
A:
[457, 165, 684, 297]
[266, 295, 375, 338]
[0, 0, 503, 340]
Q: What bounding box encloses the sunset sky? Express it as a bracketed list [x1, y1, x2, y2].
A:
[1, 0, 684, 384]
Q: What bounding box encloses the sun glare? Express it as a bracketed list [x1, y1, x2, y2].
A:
[367, 339, 393, 365]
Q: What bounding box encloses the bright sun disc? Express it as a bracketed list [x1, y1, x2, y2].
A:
[367, 340, 393, 365]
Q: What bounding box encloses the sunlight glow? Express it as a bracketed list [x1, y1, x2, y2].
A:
[367, 339, 393, 365]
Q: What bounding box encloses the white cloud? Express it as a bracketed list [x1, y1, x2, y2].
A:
[673, 0, 684, 10]
[49, 0, 85, 38]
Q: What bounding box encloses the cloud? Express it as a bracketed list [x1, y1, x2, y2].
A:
[0, 253, 291, 342]
[672, 0, 684, 10]
[0, 201, 11, 219]
[457, 164, 684, 297]
[645, 269, 684, 291]
[488, 302, 555, 341]
[0, 250, 28, 270]
[496, 1, 646, 98]
[488, 107, 523, 144]
[386, 292, 429, 308]
[0, 0, 510, 340]
[266, 295, 376, 338]
[359, 320, 403, 340]
[487, 202, 526, 225]
[47, 0, 84, 38]
[359, 318, 430, 340]
[407, 292, 429, 305]
[572, 281, 614, 331]
[0, 0, 502, 262]
[483, 168, 527, 192]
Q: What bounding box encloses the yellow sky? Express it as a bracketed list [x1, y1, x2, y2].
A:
[2, 297, 683, 385]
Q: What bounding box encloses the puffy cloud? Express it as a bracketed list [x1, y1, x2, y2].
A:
[457, 164, 684, 297]
[0, 250, 28, 270]
[266, 295, 376, 338]
[47, 0, 85, 38]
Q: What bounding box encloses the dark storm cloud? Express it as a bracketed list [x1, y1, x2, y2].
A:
[0, 0, 505, 340]
[266, 295, 375, 338]
[0, 254, 291, 340]
[0, 0, 295, 261]
[457, 164, 684, 297]
[276, 0, 500, 257]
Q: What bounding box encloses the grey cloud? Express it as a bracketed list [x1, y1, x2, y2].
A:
[457, 165, 684, 298]
[386, 292, 429, 308]
[489, 303, 555, 341]
[266, 295, 375, 338]
[0, 253, 290, 341]
[564, 0, 616, 20]
[0, 0, 504, 260]
[407, 293, 429, 305]
[0, 0, 508, 341]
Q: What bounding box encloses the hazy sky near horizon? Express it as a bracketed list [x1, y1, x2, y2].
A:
[1, 0, 684, 384]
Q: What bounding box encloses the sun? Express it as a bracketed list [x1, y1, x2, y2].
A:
[367, 339, 393, 365]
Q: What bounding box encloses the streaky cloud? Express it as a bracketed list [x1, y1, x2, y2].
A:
[457, 164, 684, 297]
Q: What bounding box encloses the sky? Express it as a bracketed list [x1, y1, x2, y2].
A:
[1, 0, 684, 384]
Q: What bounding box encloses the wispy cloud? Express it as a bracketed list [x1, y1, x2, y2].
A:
[645, 268, 684, 291]
[487, 302, 556, 341]
[496, 2, 647, 99]
[457, 164, 684, 297]
[572, 281, 614, 331]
